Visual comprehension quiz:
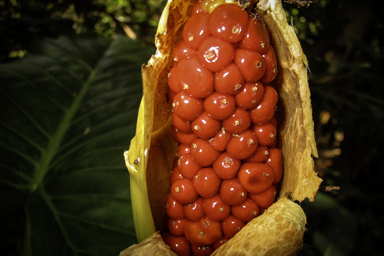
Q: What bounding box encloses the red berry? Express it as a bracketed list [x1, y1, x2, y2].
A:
[260, 46, 278, 84]
[177, 144, 190, 156]
[193, 167, 221, 198]
[243, 145, 270, 163]
[191, 111, 221, 139]
[213, 236, 229, 250]
[198, 36, 235, 72]
[212, 152, 241, 179]
[249, 185, 277, 209]
[214, 63, 244, 95]
[208, 4, 248, 43]
[204, 92, 236, 120]
[191, 244, 214, 256]
[177, 131, 199, 146]
[168, 67, 182, 93]
[173, 92, 204, 121]
[266, 148, 283, 184]
[170, 125, 181, 144]
[222, 107, 251, 134]
[176, 57, 214, 99]
[221, 215, 245, 239]
[231, 198, 260, 222]
[178, 153, 202, 180]
[170, 166, 184, 184]
[239, 15, 270, 54]
[183, 12, 211, 49]
[190, 1, 203, 16]
[171, 178, 199, 204]
[208, 128, 232, 152]
[168, 218, 188, 236]
[165, 193, 186, 219]
[173, 40, 198, 63]
[252, 122, 277, 146]
[238, 162, 275, 194]
[184, 217, 223, 246]
[190, 138, 220, 167]
[226, 129, 258, 160]
[220, 178, 248, 206]
[184, 197, 205, 221]
[234, 82, 265, 109]
[203, 194, 230, 221]
[234, 49, 266, 82]
[162, 233, 192, 256]
[172, 112, 192, 133]
[249, 85, 278, 125]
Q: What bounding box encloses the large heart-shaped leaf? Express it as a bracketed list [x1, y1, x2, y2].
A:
[0, 34, 153, 256]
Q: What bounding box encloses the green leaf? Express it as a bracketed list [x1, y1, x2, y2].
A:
[0, 34, 153, 255]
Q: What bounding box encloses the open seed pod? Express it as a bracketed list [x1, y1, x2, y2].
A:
[122, 0, 322, 255]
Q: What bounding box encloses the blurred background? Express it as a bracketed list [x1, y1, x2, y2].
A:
[0, 0, 383, 255]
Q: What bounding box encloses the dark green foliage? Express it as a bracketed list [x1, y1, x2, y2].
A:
[0, 34, 154, 256]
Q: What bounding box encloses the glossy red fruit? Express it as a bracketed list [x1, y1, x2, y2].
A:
[221, 215, 245, 239]
[238, 162, 275, 194]
[270, 116, 278, 128]
[168, 67, 182, 93]
[165, 193, 186, 219]
[208, 4, 248, 43]
[162, 233, 192, 256]
[234, 82, 264, 109]
[231, 198, 260, 222]
[190, 138, 220, 167]
[249, 85, 278, 125]
[184, 217, 223, 246]
[191, 244, 214, 256]
[177, 131, 199, 146]
[234, 49, 266, 82]
[266, 148, 283, 184]
[183, 12, 210, 49]
[239, 15, 270, 54]
[213, 236, 229, 250]
[220, 178, 248, 206]
[212, 152, 241, 179]
[243, 145, 270, 163]
[226, 129, 258, 160]
[204, 92, 236, 120]
[173, 92, 204, 121]
[203, 194, 230, 221]
[252, 122, 277, 146]
[222, 107, 251, 134]
[178, 154, 202, 180]
[260, 46, 278, 85]
[177, 144, 190, 156]
[184, 197, 205, 221]
[190, 1, 203, 16]
[208, 128, 232, 152]
[168, 218, 188, 236]
[249, 185, 277, 209]
[170, 166, 184, 184]
[172, 112, 192, 133]
[170, 125, 181, 144]
[191, 112, 221, 139]
[198, 36, 235, 72]
[173, 40, 198, 63]
[193, 168, 221, 198]
[214, 63, 244, 95]
[176, 57, 214, 99]
[171, 178, 199, 204]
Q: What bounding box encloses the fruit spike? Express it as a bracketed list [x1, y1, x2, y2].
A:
[123, 0, 322, 254]
[163, 1, 283, 254]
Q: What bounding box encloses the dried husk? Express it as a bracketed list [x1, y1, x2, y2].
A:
[122, 0, 322, 255]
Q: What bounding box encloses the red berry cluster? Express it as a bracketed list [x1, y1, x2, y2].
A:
[164, 2, 281, 255]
